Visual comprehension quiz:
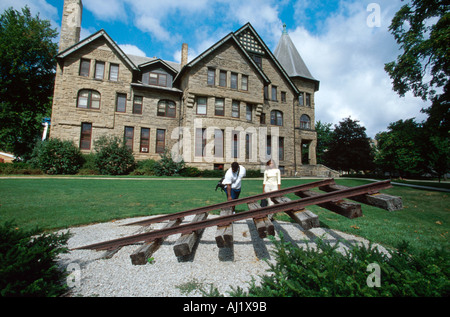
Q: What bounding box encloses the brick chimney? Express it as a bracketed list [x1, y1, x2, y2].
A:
[59, 0, 83, 52]
[181, 43, 188, 68]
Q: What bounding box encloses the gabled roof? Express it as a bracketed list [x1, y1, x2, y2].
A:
[174, 31, 270, 85]
[234, 23, 300, 95]
[56, 29, 139, 71]
[274, 25, 319, 90]
[138, 58, 179, 75]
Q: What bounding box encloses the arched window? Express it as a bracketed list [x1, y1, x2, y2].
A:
[157, 100, 176, 118]
[270, 110, 283, 126]
[300, 114, 311, 129]
[77, 89, 101, 109]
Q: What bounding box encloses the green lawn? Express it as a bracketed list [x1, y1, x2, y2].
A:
[0, 177, 448, 253]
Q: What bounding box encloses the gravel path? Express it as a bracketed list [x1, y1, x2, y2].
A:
[57, 215, 388, 297]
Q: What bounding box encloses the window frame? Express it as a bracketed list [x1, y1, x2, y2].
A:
[219, 70, 227, 87]
[215, 98, 225, 116]
[241, 75, 248, 91]
[116, 93, 127, 113]
[80, 122, 92, 150]
[79, 59, 90, 77]
[300, 114, 311, 129]
[94, 61, 105, 80]
[140, 127, 150, 153]
[157, 100, 176, 118]
[156, 129, 166, 154]
[124, 126, 134, 151]
[270, 110, 283, 126]
[231, 100, 240, 118]
[207, 68, 215, 86]
[77, 89, 101, 110]
[109, 63, 119, 81]
[196, 97, 207, 115]
[133, 95, 143, 114]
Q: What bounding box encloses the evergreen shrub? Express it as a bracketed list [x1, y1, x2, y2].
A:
[0, 221, 70, 297]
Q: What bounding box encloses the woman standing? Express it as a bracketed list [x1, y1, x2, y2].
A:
[263, 159, 281, 206]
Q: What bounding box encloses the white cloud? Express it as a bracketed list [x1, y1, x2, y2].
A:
[82, 0, 127, 22]
[119, 44, 146, 57]
[289, 0, 429, 137]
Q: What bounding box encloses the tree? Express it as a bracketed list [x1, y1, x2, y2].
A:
[0, 7, 58, 159]
[385, 0, 449, 135]
[315, 121, 333, 165]
[375, 119, 425, 178]
[323, 117, 374, 173]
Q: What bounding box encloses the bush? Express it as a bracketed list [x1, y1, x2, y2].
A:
[0, 221, 70, 297]
[153, 148, 185, 176]
[0, 162, 42, 175]
[179, 166, 201, 177]
[229, 235, 450, 297]
[77, 153, 100, 175]
[29, 139, 84, 175]
[93, 136, 135, 175]
[131, 159, 158, 176]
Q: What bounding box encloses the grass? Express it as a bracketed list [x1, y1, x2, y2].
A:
[0, 177, 448, 253]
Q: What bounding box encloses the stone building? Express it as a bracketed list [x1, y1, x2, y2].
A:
[51, 0, 334, 176]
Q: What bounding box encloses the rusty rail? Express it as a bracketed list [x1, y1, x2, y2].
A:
[123, 178, 335, 227]
[73, 180, 391, 251]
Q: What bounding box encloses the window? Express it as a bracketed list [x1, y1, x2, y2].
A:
[215, 98, 224, 116]
[271, 86, 277, 101]
[246, 105, 252, 121]
[207, 68, 215, 86]
[219, 70, 227, 87]
[281, 91, 286, 102]
[116, 93, 127, 112]
[124, 126, 134, 151]
[264, 86, 269, 100]
[305, 93, 311, 107]
[197, 97, 207, 115]
[241, 75, 248, 91]
[79, 59, 90, 77]
[232, 100, 240, 118]
[230, 73, 238, 89]
[252, 55, 262, 68]
[270, 110, 283, 126]
[214, 129, 224, 158]
[232, 131, 239, 158]
[157, 100, 176, 118]
[133, 96, 143, 114]
[77, 90, 101, 109]
[279, 137, 284, 161]
[140, 128, 150, 153]
[300, 114, 311, 129]
[94, 61, 105, 80]
[245, 133, 252, 160]
[149, 72, 168, 87]
[156, 129, 165, 153]
[80, 123, 92, 150]
[299, 92, 304, 106]
[195, 128, 206, 157]
[266, 135, 271, 156]
[109, 63, 119, 81]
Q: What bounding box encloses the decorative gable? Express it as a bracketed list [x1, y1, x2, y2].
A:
[237, 30, 265, 55]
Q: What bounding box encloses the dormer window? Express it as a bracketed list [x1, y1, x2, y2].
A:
[149, 72, 167, 87]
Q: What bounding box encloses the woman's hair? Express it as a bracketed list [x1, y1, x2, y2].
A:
[266, 159, 274, 166]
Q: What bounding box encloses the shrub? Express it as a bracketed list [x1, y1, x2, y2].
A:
[0, 162, 42, 175]
[77, 153, 100, 175]
[131, 159, 158, 176]
[179, 166, 201, 177]
[29, 138, 84, 175]
[229, 235, 450, 297]
[0, 221, 70, 297]
[93, 136, 135, 175]
[153, 148, 185, 176]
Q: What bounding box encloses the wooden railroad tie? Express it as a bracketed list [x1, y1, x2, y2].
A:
[247, 202, 274, 238]
[272, 196, 320, 230]
[215, 208, 234, 248]
[173, 212, 208, 257]
[318, 183, 403, 211]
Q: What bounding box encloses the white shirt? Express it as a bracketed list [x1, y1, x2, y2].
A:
[222, 165, 246, 189]
[263, 168, 281, 187]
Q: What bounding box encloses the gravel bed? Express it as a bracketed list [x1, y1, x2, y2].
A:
[57, 215, 388, 297]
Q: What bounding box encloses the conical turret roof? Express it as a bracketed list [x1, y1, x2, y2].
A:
[274, 24, 317, 82]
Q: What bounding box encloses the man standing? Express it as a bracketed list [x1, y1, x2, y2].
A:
[222, 162, 246, 210]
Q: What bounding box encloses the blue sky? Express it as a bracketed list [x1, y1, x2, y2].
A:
[1, 0, 429, 138]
